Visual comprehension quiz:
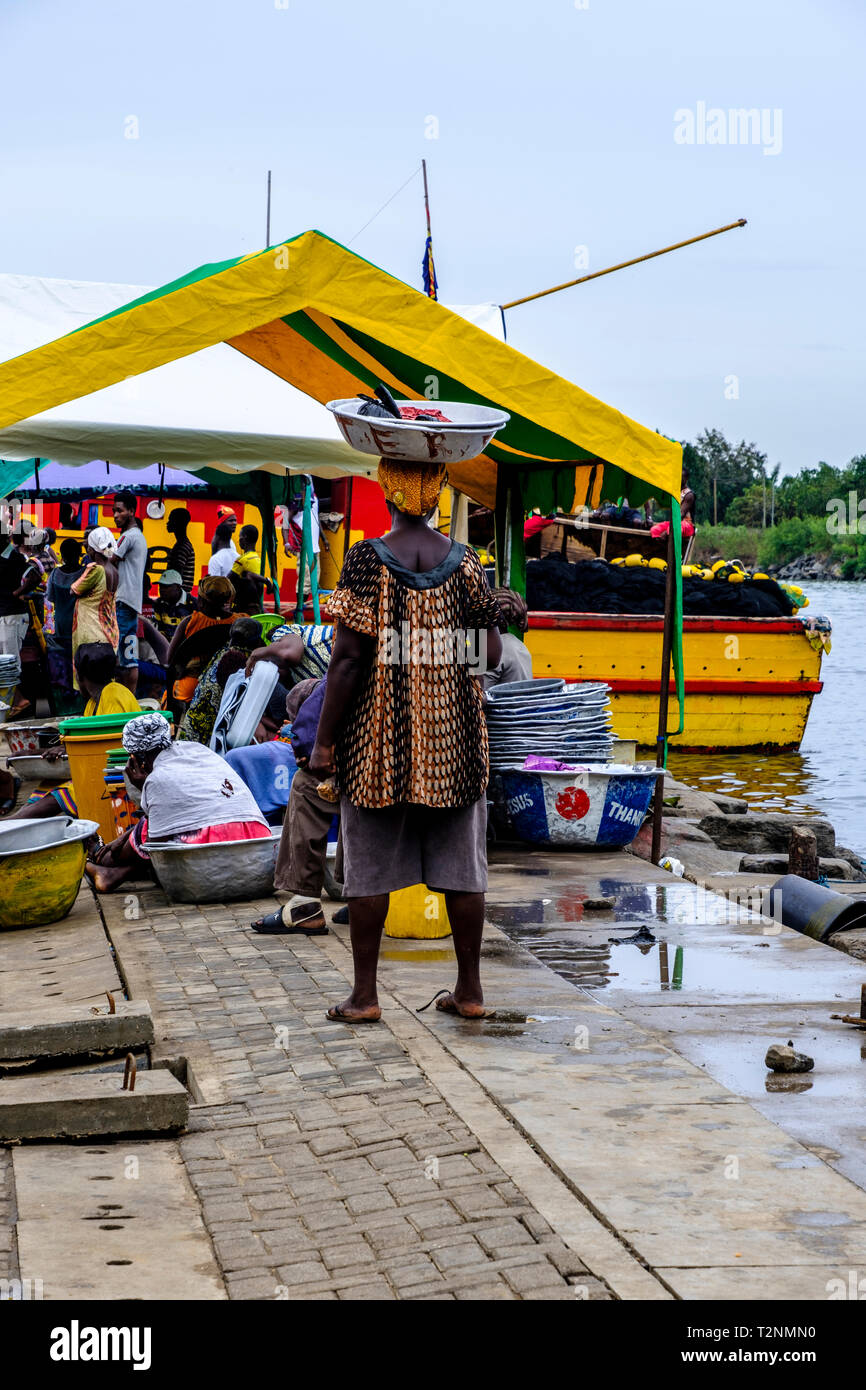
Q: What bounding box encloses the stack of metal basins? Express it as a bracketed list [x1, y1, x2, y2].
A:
[0, 653, 21, 720]
[485, 678, 613, 769]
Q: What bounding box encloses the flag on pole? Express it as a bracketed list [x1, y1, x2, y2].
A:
[422, 234, 438, 300]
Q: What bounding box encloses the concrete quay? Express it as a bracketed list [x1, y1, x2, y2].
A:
[2, 839, 866, 1301]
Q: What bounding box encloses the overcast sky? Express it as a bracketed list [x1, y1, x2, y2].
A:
[3, 0, 863, 478]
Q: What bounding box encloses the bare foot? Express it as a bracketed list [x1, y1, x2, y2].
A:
[85, 861, 134, 893]
[434, 992, 493, 1020]
[326, 998, 381, 1024]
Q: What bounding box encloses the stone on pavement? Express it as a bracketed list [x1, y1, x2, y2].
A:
[765, 1043, 815, 1074]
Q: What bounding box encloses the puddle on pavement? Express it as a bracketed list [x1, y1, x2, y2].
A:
[486, 878, 769, 932]
[508, 931, 849, 1000]
[485, 872, 793, 996]
[766, 1074, 814, 1094]
[493, 907, 858, 1006]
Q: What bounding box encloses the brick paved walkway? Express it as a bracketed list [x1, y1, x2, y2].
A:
[103, 890, 612, 1301]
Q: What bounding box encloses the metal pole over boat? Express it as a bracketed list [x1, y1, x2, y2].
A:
[650, 523, 677, 864]
[501, 218, 747, 311]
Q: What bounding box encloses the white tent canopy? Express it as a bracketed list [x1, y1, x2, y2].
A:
[0, 273, 503, 480]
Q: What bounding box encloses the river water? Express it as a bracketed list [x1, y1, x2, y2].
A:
[667, 581, 866, 859]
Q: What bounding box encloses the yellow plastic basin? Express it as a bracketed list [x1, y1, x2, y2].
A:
[0, 818, 98, 929]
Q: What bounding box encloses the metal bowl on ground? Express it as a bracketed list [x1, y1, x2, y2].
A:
[494, 763, 660, 849]
[146, 829, 281, 903]
[326, 398, 510, 463]
[0, 720, 60, 755]
[0, 817, 99, 929]
[6, 752, 70, 783]
[485, 678, 565, 702]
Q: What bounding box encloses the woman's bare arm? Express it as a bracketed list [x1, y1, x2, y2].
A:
[140, 616, 170, 665]
[308, 624, 373, 776]
[486, 625, 503, 671]
[166, 614, 191, 666]
[244, 633, 304, 680]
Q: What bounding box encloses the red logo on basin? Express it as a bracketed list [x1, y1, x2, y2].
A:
[555, 786, 590, 820]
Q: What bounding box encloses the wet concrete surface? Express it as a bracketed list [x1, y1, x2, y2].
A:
[373, 879, 866, 1299]
[622, 1002, 866, 1193]
[346, 844, 866, 1296]
[485, 846, 866, 1205]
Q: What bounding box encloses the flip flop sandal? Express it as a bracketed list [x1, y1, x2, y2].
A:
[416, 988, 496, 1020]
[326, 1004, 381, 1024]
[250, 907, 328, 935]
[0, 775, 21, 815]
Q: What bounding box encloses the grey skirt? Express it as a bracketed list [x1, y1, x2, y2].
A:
[339, 796, 488, 898]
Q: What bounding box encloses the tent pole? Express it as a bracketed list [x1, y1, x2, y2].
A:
[294, 511, 306, 622]
[493, 467, 525, 593]
[253, 476, 280, 613]
[509, 473, 526, 600]
[342, 476, 353, 571]
[650, 522, 677, 864]
[306, 476, 321, 623]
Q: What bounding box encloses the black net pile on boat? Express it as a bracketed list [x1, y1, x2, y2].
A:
[525, 556, 796, 618]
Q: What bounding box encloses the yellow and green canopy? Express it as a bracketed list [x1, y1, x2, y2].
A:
[0, 229, 684, 729]
[0, 229, 680, 511]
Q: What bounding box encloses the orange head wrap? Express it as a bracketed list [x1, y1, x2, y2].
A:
[377, 457, 449, 516]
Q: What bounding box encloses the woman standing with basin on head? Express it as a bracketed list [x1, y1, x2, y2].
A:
[291, 448, 503, 1023]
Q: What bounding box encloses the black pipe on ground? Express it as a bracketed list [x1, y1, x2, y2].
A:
[769, 874, 866, 942]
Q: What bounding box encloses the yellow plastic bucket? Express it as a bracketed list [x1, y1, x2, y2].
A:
[384, 884, 451, 939]
[62, 734, 128, 840]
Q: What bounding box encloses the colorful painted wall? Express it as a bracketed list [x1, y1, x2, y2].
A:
[25, 476, 391, 606]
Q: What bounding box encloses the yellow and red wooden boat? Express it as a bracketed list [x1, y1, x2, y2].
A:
[525, 612, 823, 753]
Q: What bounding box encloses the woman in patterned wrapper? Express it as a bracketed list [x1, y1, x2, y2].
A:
[272, 455, 501, 1023]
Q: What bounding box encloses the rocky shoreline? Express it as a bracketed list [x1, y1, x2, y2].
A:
[770, 554, 863, 582]
[648, 772, 866, 882]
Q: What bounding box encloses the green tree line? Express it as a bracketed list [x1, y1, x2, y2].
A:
[683, 430, 866, 576]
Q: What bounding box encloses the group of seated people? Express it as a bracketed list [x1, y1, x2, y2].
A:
[2, 584, 533, 938]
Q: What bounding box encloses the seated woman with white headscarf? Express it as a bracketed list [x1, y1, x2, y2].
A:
[85, 711, 270, 893]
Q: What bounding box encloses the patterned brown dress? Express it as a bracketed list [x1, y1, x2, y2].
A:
[328, 538, 500, 810]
